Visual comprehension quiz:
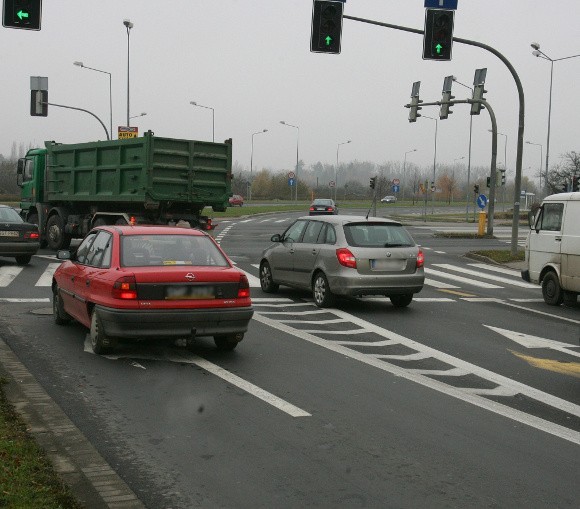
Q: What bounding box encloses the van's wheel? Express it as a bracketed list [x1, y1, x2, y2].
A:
[46, 214, 71, 250]
[390, 294, 413, 308]
[542, 271, 564, 306]
[90, 310, 115, 354]
[313, 272, 335, 308]
[214, 333, 242, 351]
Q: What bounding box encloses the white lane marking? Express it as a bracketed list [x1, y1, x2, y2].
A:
[274, 219, 287, 223]
[0, 267, 23, 287]
[424, 278, 459, 289]
[34, 254, 58, 260]
[510, 298, 544, 303]
[467, 263, 523, 277]
[0, 298, 50, 302]
[35, 263, 61, 287]
[251, 298, 294, 303]
[254, 311, 580, 445]
[239, 268, 261, 288]
[433, 264, 538, 288]
[434, 251, 446, 254]
[425, 268, 502, 288]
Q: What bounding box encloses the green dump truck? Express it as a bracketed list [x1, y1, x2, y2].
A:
[16, 131, 232, 250]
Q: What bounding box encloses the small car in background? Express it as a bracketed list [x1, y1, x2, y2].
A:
[381, 195, 397, 204]
[229, 194, 244, 207]
[52, 225, 253, 354]
[309, 198, 338, 215]
[0, 204, 40, 265]
[259, 215, 424, 308]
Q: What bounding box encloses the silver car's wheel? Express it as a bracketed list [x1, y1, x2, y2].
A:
[389, 294, 413, 308]
[313, 272, 335, 308]
[260, 261, 279, 293]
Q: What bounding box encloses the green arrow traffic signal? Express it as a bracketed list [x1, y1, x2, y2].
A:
[325, 35, 332, 46]
[17, 10, 29, 20]
[435, 43, 443, 54]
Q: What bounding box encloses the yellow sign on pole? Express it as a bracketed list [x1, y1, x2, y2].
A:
[118, 126, 138, 139]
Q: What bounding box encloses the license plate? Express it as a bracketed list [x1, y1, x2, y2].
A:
[0, 231, 19, 237]
[166, 285, 214, 300]
[371, 259, 406, 271]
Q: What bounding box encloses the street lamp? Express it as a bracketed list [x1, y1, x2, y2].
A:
[123, 19, 133, 127]
[73, 61, 112, 139]
[452, 76, 475, 221]
[531, 42, 580, 192]
[129, 112, 147, 120]
[250, 129, 268, 201]
[422, 115, 438, 214]
[403, 148, 417, 201]
[190, 101, 215, 142]
[336, 140, 351, 201]
[280, 121, 300, 201]
[526, 140, 544, 190]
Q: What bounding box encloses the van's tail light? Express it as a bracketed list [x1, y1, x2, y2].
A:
[237, 273, 250, 298]
[24, 231, 40, 240]
[336, 248, 357, 269]
[416, 249, 424, 268]
[112, 275, 137, 299]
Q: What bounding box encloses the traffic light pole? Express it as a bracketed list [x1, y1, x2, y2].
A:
[45, 102, 111, 140]
[343, 14, 524, 254]
[407, 98, 498, 234]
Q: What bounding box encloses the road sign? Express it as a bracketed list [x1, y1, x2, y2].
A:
[392, 178, 400, 185]
[424, 0, 458, 9]
[288, 178, 295, 187]
[288, 171, 295, 179]
[392, 185, 400, 193]
[477, 194, 488, 209]
[329, 181, 335, 188]
[118, 126, 138, 139]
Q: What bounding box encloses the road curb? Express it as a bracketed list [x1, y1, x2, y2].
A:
[0, 337, 145, 509]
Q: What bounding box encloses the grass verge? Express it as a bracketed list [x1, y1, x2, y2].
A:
[0, 378, 82, 509]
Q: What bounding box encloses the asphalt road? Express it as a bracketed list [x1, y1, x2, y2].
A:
[1, 211, 579, 508]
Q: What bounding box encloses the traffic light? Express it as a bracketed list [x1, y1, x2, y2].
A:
[310, 0, 343, 54]
[573, 176, 579, 192]
[471, 68, 488, 116]
[473, 184, 479, 194]
[486, 176, 491, 188]
[2, 0, 42, 30]
[439, 76, 455, 120]
[370, 176, 377, 189]
[423, 8, 454, 61]
[500, 170, 506, 186]
[408, 81, 422, 123]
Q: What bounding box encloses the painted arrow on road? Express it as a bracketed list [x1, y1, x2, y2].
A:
[485, 325, 580, 359]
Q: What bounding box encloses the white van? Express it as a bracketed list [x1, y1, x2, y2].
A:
[521, 192, 580, 306]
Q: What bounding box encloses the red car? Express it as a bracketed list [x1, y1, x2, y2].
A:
[52, 225, 253, 354]
[229, 194, 244, 207]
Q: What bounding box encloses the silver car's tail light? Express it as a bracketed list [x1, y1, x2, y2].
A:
[416, 249, 425, 268]
[336, 248, 357, 269]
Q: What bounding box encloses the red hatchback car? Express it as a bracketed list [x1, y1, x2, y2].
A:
[52, 225, 253, 354]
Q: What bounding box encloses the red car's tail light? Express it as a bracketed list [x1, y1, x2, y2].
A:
[336, 248, 357, 269]
[112, 275, 137, 299]
[416, 249, 424, 268]
[24, 231, 40, 239]
[237, 273, 250, 298]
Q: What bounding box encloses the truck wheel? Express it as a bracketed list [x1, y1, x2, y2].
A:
[90, 310, 115, 354]
[542, 271, 564, 306]
[46, 215, 71, 250]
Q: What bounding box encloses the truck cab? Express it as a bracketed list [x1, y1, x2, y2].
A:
[522, 192, 580, 306]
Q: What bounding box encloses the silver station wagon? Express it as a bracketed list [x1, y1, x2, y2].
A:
[259, 215, 425, 308]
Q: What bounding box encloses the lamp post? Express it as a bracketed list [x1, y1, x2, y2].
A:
[250, 129, 268, 201]
[423, 115, 438, 214]
[336, 140, 351, 201]
[129, 112, 147, 120]
[451, 76, 475, 221]
[531, 43, 580, 192]
[123, 19, 133, 127]
[280, 121, 300, 201]
[402, 149, 417, 202]
[526, 141, 544, 191]
[189, 102, 215, 142]
[73, 61, 112, 140]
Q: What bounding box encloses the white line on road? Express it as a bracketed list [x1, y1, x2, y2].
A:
[425, 268, 502, 288]
[0, 267, 23, 287]
[35, 263, 61, 287]
[0, 298, 50, 302]
[433, 263, 538, 288]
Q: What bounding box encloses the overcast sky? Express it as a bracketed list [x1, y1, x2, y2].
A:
[2, 0, 580, 183]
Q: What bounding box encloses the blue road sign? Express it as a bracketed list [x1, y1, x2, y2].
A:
[392, 185, 400, 193]
[477, 194, 488, 209]
[424, 0, 458, 9]
[288, 178, 295, 187]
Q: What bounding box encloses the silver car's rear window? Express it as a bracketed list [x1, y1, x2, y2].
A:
[121, 234, 229, 267]
[344, 223, 415, 248]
